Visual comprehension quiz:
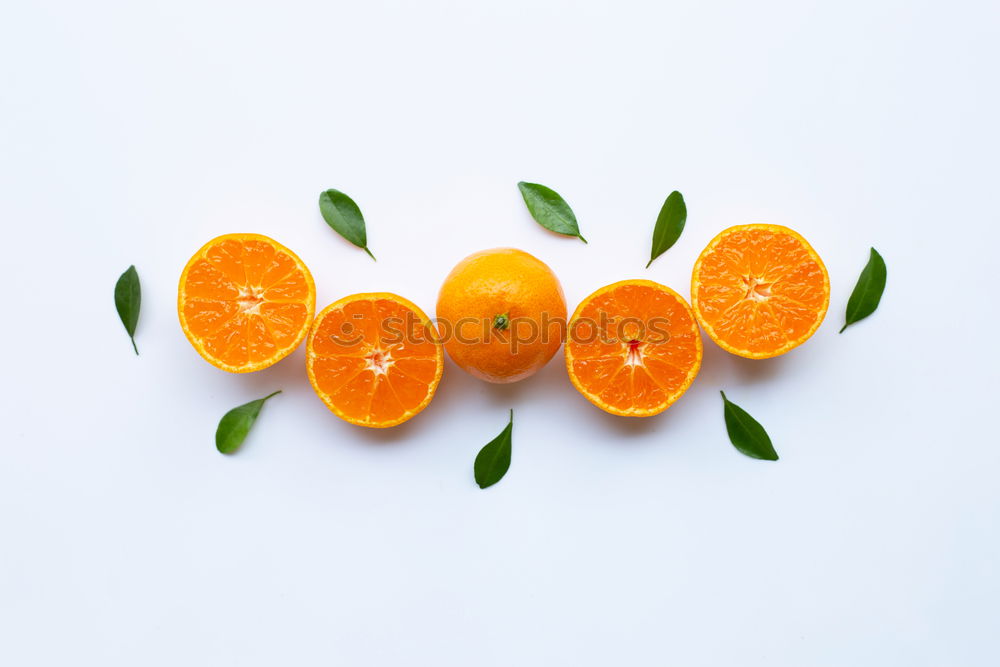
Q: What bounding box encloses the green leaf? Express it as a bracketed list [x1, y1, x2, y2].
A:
[840, 247, 886, 333]
[646, 190, 687, 268]
[216, 390, 282, 454]
[517, 181, 587, 243]
[114, 265, 141, 355]
[319, 189, 376, 260]
[474, 409, 513, 489]
[720, 391, 778, 461]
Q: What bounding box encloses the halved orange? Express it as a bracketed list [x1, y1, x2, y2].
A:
[178, 233, 316, 373]
[565, 279, 702, 417]
[691, 224, 830, 359]
[306, 293, 444, 428]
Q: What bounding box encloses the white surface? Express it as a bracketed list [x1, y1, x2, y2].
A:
[2, 1, 999, 664]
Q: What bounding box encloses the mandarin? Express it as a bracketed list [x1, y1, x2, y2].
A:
[178, 233, 315, 373]
[436, 248, 566, 383]
[565, 279, 702, 417]
[691, 224, 829, 359]
[306, 293, 444, 428]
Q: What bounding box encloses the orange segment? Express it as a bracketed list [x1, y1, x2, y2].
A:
[691, 224, 830, 359]
[565, 280, 702, 417]
[178, 234, 316, 373]
[306, 293, 444, 428]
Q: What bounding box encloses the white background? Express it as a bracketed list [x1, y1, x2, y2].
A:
[2, 1, 998, 664]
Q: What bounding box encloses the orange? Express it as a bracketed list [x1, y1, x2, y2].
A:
[306, 293, 444, 428]
[565, 279, 702, 417]
[178, 233, 315, 373]
[691, 224, 830, 359]
[436, 248, 566, 384]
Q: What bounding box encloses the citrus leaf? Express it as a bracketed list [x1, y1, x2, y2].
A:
[319, 189, 375, 260]
[646, 190, 686, 268]
[840, 247, 886, 333]
[517, 182, 587, 243]
[720, 391, 778, 461]
[216, 390, 281, 454]
[474, 409, 513, 489]
[114, 265, 141, 355]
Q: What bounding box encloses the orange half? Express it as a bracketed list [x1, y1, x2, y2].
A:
[565, 280, 703, 417]
[691, 224, 830, 359]
[306, 293, 444, 428]
[178, 233, 316, 373]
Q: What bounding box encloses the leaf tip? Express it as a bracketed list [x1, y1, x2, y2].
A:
[214, 429, 231, 455]
[577, 234, 588, 244]
[363, 246, 376, 261]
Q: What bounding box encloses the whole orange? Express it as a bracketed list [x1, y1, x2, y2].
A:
[436, 248, 567, 383]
